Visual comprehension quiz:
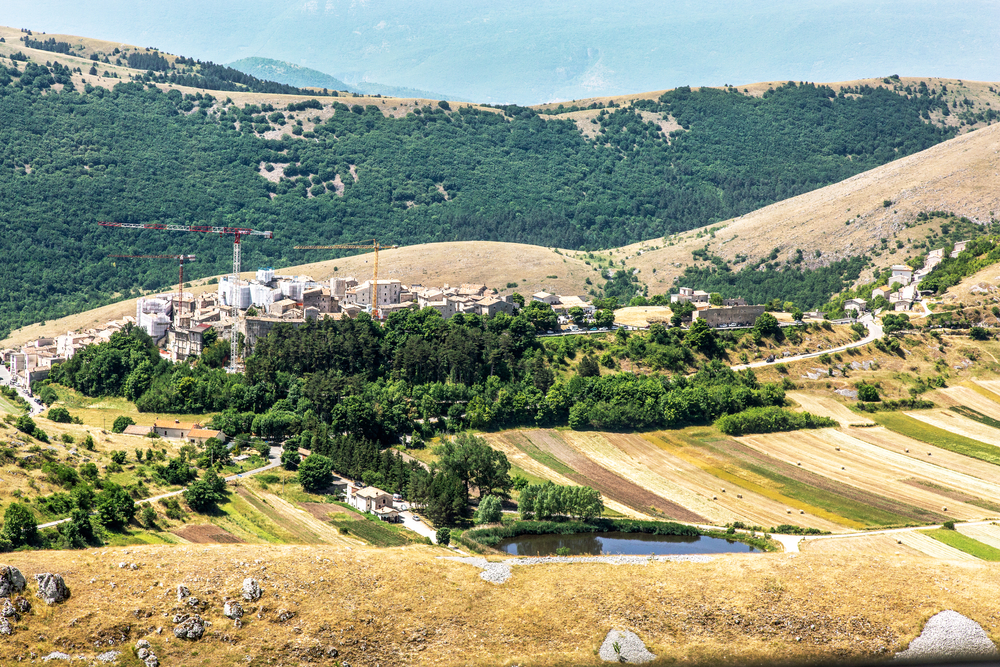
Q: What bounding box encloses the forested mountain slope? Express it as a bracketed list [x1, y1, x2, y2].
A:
[0, 29, 993, 337]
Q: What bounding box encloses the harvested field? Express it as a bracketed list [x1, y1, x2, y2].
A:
[172, 524, 243, 544]
[847, 426, 1000, 483]
[872, 412, 1000, 466]
[956, 523, 1000, 550]
[612, 306, 673, 328]
[897, 532, 981, 560]
[901, 479, 1000, 514]
[799, 534, 926, 557]
[934, 385, 1000, 417]
[240, 489, 349, 545]
[632, 431, 848, 532]
[519, 429, 707, 522]
[740, 430, 989, 522]
[973, 379, 1000, 399]
[787, 391, 873, 425]
[905, 409, 1000, 446]
[483, 433, 645, 517]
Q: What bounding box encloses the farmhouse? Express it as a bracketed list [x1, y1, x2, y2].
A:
[187, 428, 227, 445]
[153, 419, 202, 439]
[346, 483, 399, 521]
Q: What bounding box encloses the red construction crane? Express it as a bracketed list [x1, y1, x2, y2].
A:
[99, 222, 274, 372]
[107, 254, 196, 328]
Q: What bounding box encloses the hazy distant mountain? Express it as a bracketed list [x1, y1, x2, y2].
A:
[6, 1, 1000, 104]
[227, 57, 464, 101]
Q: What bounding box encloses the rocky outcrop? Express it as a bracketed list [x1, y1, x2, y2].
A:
[135, 639, 159, 667]
[241, 578, 262, 602]
[173, 614, 205, 640]
[0, 617, 12, 636]
[223, 600, 243, 620]
[35, 573, 70, 605]
[0, 565, 26, 596]
[176, 585, 189, 601]
[14, 596, 30, 614]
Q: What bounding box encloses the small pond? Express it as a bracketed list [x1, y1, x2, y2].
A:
[497, 531, 759, 556]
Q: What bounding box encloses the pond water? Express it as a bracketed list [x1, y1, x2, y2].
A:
[497, 531, 759, 556]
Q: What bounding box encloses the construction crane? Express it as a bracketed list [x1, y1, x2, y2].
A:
[99, 222, 273, 373]
[294, 240, 398, 318]
[107, 254, 196, 328]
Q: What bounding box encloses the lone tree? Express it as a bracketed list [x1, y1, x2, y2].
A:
[184, 468, 227, 513]
[112, 415, 135, 433]
[473, 495, 503, 525]
[436, 432, 512, 499]
[297, 453, 334, 493]
[1, 502, 38, 547]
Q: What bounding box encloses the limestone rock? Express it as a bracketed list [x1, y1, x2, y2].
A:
[599, 629, 656, 664]
[0, 617, 12, 636]
[96, 650, 122, 663]
[137, 648, 151, 660]
[35, 573, 70, 605]
[241, 578, 262, 602]
[2, 599, 16, 618]
[223, 600, 244, 620]
[0, 565, 26, 596]
[275, 608, 296, 622]
[14, 596, 30, 614]
[135, 639, 151, 650]
[176, 585, 189, 601]
[42, 652, 72, 661]
[173, 614, 205, 640]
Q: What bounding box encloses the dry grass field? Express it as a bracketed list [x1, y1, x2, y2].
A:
[6, 545, 1000, 666]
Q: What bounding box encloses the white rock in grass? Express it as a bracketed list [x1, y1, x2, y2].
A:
[599, 629, 656, 664]
[241, 578, 262, 601]
[895, 610, 998, 661]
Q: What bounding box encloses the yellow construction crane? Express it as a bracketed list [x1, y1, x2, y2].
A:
[294, 240, 399, 317]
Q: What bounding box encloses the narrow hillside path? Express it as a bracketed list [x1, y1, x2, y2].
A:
[729, 314, 882, 372]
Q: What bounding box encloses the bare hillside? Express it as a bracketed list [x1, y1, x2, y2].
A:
[623, 121, 1000, 293]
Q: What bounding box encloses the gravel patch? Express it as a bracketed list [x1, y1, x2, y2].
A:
[445, 554, 713, 584]
[895, 610, 997, 661]
[599, 629, 656, 664]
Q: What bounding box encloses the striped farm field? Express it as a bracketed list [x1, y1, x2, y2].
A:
[935, 385, 1000, 418]
[904, 409, 1000, 448]
[921, 528, 1000, 561]
[956, 523, 1000, 550]
[973, 379, 1000, 401]
[738, 429, 993, 523]
[871, 412, 1000, 466]
[483, 432, 643, 518]
[786, 391, 874, 426]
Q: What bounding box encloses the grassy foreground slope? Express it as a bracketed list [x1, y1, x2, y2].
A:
[3, 545, 999, 665]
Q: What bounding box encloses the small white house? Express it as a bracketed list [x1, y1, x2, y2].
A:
[844, 298, 868, 314]
[891, 265, 914, 286]
[346, 484, 399, 521]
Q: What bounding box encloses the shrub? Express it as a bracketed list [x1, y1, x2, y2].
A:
[15, 414, 36, 436]
[473, 495, 503, 525]
[280, 448, 301, 471]
[857, 384, 880, 402]
[715, 407, 836, 436]
[111, 415, 135, 433]
[47, 407, 71, 423]
[140, 503, 158, 529]
[95, 483, 136, 529]
[943, 520, 956, 530]
[110, 450, 127, 465]
[436, 527, 451, 546]
[1, 502, 38, 547]
[184, 468, 227, 513]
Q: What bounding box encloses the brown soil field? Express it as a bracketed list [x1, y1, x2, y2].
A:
[905, 409, 1000, 446]
[7, 544, 1000, 665]
[173, 524, 244, 544]
[519, 429, 706, 522]
[799, 533, 926, 557]
[786, 391, 874, 425]
[739, 430, 989, 522]
[299, 501, 357, 520]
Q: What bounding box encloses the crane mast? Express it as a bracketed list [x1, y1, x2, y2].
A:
[100, 222, 273, 372]
[293, 240, 398, 318]
[107, 254, 196, 328]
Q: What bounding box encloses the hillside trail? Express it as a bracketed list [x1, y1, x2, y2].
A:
[729, 314, 882, 372]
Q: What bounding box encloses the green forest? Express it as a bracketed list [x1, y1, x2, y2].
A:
[0, 56, 960, 336]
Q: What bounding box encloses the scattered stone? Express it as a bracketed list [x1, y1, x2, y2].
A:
[135, 639, 151, 650]
[176, 585, 189, 601]
[599, 629, 656, 664]
[144, 656, 159, 667]
[275, 609, 296, 622]
[185, 596, 201, 608]
[0, 565, 26, 596]
[2, 599, 16, 618]
[35, 573, 70, 604]
[223, 601, 244, 620]
[174, 614, 205, 640]
[42, 652, 72, 662]
[15, 596, 31, 614]
[137, 648, 151, 660]
[96, 650, 122, 663]
[241, 578, 262, 602]
[835, 388, 858, 399]
[895, 610, 997, 661]
[0, 617, 12, 636]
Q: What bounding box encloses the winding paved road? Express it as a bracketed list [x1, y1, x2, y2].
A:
[729, 313, 882, 372]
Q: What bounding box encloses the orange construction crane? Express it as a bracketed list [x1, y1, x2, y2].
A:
[100, 222, 273, 373]
[294, 240, 399, 318]
[108, 255, 196, 326]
